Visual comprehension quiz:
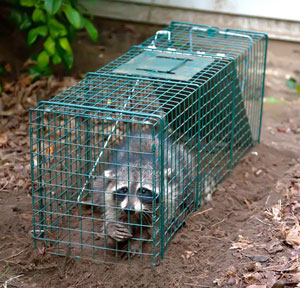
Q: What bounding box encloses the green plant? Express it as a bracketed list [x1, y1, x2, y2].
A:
[286, 76, 300, 96]
[9, 0, 98, 77]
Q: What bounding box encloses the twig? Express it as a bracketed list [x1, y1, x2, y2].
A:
[0, 110, 14, 116]
[191, 207, 213, 217]
[254, 217, 271, 226]
[68, 272, 92, 288]
[211, 218, 226, 227]
[0, 249, 26, 262]
[3, 274, 23, 288]
[185, 274, 207, 279]
[0, 180, 8, 192]
[183, 283, 210, 287]
[265, 194, 271, 206]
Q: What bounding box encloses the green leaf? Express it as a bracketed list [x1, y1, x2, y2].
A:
[44, 36, 56, 55]
[83, 18, 98, 42]
[64, 5, 84, 29]
[27, 25, 48, 45]
[286, 77, 297, 89]
[0, 83, 2, 94]
[52, 53, 62, 65]
[27, 26, 48, 45]
[48, 18, 67, 38]
[0, 66, 5, 75]
[59, 37, 72, 55]
[10, 9, 32, 30]
[62, 53, 74, 69]
[29, 65, 52, 78]
[20, 0, 35, 7]
[68, 24, 76, 42]
[19, 13, 32, 30]
[297, 85, 300, 96]
[45, 0, 62, 15]
[37, 50, 50, 68]
[32, 8, 46, 23]
[29, 65, 42, 76]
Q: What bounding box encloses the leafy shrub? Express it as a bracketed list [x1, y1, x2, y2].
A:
[9, 0, 98, 77]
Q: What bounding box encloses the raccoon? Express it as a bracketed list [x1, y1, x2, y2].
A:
[92, 130, 210, 254]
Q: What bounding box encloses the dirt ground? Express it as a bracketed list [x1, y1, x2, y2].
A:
[1, 19, 300, 288]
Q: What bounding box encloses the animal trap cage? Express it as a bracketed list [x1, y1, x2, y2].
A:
[30, 21, 268, 266]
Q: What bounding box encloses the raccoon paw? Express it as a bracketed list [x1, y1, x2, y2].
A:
[121, 241, 142, 259]
[129, 241, 142, 255]
[106, 222, 133, 242]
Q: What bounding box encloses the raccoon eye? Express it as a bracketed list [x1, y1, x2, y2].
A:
[117, 187, 128, 194]
[140, 187, 152, 195]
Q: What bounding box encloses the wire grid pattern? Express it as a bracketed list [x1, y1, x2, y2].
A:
[97, 21, 267, 166]
[30, 21, 268, 266]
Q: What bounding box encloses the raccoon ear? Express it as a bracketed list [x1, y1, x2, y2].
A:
[164, 167, 173, 179]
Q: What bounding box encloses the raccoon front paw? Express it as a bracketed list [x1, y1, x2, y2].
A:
[106, 222, 133, 242]
[121, 241, 142, 259]
[129, 240, 142, 255]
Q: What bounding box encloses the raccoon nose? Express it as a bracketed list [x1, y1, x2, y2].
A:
[124, 205, 136, 215]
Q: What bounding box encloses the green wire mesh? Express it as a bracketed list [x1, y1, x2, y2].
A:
[30, 21, 268, 266]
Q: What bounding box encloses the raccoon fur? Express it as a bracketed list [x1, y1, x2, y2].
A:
[92, 130, 213, 253]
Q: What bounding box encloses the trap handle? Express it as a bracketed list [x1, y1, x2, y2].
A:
[148, 30, 172, 49]
[189, 26, 253, 52]
[189, 26, 253, 92]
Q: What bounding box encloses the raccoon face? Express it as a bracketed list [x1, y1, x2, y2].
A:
[103, 160, 175, 214]
[104, 165, 158, 214]
[114, 186, 156, 213]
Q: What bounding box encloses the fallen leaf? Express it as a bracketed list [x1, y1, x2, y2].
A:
[3, 82, 14, 92]
[289, 272, 300, 283]
[246, 262, 262, 272]
[277, 126, 291, 133]
[265, 203, 282, 221]
[19, 75, 33, 86]
[38, 246, 46, 255]
[45, 145, 54, 155]
[289, 182, 300, 197]
[21, 213, 32, 221]
[265, 241, 283, 254]
[282, 220, 300, 248]
[289, 118, 299, 134]
[226, 266, 238, 277]
[4, 63, 12, 72]
[271, 280, 292, 288]
[182, 250, 196, 260]
[230, 235, 254, 250]
[0, 133, 8, 145]
[244, 272, 263, 282]
[23, 58, 37, 68]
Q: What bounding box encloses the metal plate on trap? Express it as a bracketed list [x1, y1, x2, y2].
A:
[113, 50, 214, 81]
